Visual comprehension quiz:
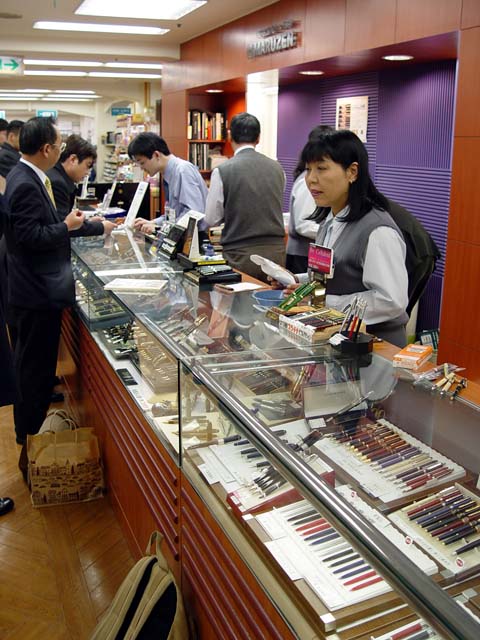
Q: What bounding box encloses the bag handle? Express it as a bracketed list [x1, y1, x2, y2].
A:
[45, 409, 78, 432]
[146, 531, 169, 572]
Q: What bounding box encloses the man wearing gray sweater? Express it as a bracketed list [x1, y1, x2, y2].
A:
[204, 112, 285, 281]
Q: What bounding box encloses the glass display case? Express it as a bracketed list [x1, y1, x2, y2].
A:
[180, 346, 480, 639]
[70, 236, 480, 639]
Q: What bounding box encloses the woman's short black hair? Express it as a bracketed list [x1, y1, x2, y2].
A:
[19, 116, 57, 155]
[230, 112, 260, 144]
[301, 129, 388, 222]
[60, 134, 97, 163]
[127, 132, 170, 159]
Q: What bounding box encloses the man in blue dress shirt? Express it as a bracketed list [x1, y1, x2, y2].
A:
[128, 132, 208, 233]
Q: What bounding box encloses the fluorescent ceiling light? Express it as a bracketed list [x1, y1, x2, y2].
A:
[41, 97, 91, 102]
[299, 70, 324, 76]
[105, 62, 163, 70]
[206, 89, 223, 93]
[25, 59, 103, 67]
[53, 90, 96, 94]
[24, 70, 88, 77]
[0, 94, 44, 99]
[45, 94, 101, 99]
[0, 89, 46, 94]
[33, 21, 169, 35]
[76, 0, 207, 20]
[89, 72, 161, 79]
[0, 97, 38, 101]
[382, 54, 414, 61]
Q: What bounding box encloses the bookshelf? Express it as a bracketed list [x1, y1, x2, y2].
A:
[187, 110, 226, 172]
[185, 89, 246, 181]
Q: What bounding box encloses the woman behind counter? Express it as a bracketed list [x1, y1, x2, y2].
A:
[280, 129, 409, 347]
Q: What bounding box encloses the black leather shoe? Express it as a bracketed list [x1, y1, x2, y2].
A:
[0, 497, 14, 516]
[50, 391, 64, 403]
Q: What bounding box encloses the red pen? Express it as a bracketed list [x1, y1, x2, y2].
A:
[350, 575, 384, 591]
[296, 517, 326, 532]
[343, 569, 376, 586]
[391, 622, 423, 640]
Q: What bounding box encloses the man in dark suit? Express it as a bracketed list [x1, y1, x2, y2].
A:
[0, 120, 24, 178]
[48, 134, 115, 236]
[0, 118, 7, 146]
[3, 117, 85, 449]
[0, 193, 15, 515]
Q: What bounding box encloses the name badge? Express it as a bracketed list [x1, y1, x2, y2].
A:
[308, 243, 334, 277]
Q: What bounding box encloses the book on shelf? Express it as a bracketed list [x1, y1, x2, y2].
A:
[187, 110, 225, 141]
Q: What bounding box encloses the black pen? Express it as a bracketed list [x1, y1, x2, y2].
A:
[454, 537, 480, 555]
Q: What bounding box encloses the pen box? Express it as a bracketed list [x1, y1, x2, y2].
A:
[393, 343, 433, 369]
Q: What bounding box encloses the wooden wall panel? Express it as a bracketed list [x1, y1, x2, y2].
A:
[439, 240, 480, 381]
[180, 480, 296, 640]
[345, 0, 396, 52]
[181, 38, 206, 90]
[437, 340, 480, 385]
[221, 16, 249, 81]
[201, 28, 225, 84]
[304, 0, 346, 61]
[243, 5, 276, 74]
[453, 27, 480, 136]
[395, 0, 462, 42]
[447, 138, 480, 244]
[268, 0, 307, 68]
[461, 0, 480, 28]
[161, 91, 188, 156]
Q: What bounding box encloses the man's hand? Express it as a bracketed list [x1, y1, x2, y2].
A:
[64, 209, 85, 231]
[133, 217, 148, 230]
[102, 220, 117, 236]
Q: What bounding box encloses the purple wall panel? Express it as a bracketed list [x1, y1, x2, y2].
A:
[278, 71, 379, 210]
[277, 61, 456, 331]
[377, 63, 456, 169]
[374, 165, 450, 277]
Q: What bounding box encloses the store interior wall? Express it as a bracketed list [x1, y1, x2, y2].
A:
[277, 60, 456, 332]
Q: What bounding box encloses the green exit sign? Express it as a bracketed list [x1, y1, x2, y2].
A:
[36, 109, 58, 119]
[0, 57, 23, 75]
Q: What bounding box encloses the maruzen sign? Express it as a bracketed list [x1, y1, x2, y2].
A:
[247, 20, 301, 58]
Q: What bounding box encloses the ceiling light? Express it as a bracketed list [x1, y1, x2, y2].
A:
[41, 97, 91, 102]
[25, 59, 103, 67]
[0, 89, 47, 94]
[0, 97, 37, 101]
[45, 94, 101, 99]
[75, 0, 207, 21]
[89, 72, 161, 79]
[53, 90, 96, 94]
[206, 89, 223, 93]
[105, 62, 163, 70]
[14, 88, 51, 93]
[33, 21, 169, 35]
[0, 94, 44, 99]
[299, 70, 324, 76]
[24, 70, 88, 77]
[382, 54, 414, 61]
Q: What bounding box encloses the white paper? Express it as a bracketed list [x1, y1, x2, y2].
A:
[250, 254, 296, 285]
[104, 278, 168, 293]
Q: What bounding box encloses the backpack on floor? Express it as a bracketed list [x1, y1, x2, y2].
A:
[91, 531, 189, 640]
